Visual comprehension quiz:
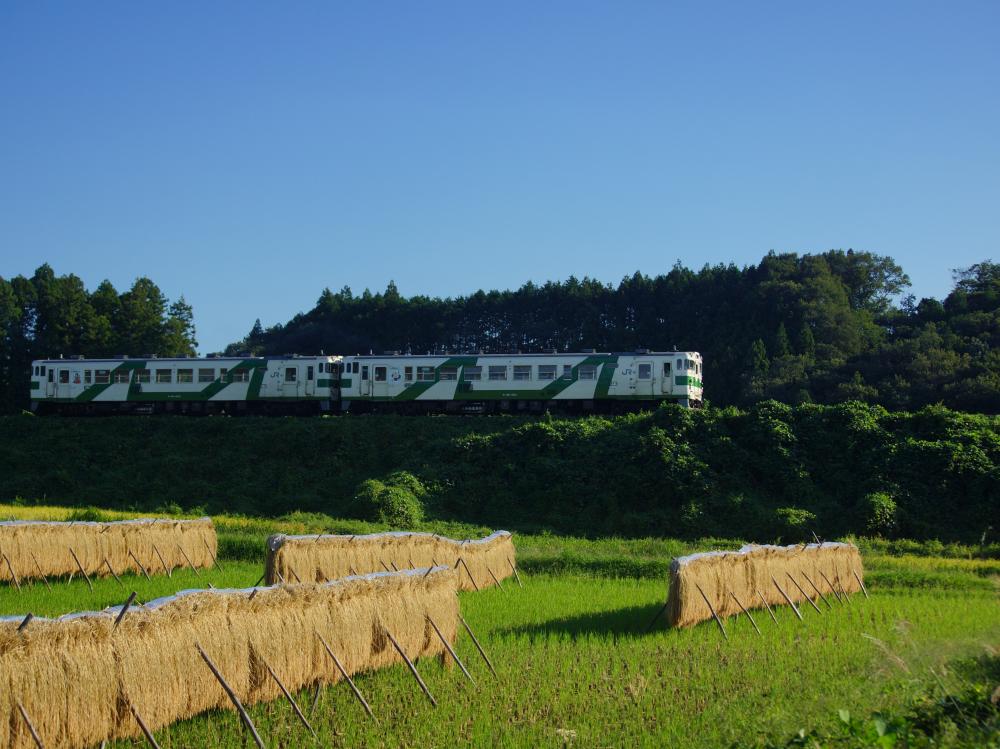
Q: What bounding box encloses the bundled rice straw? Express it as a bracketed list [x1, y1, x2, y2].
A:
[0, 567, 459, 748]
[265, 530, 516, 590]
[0, 518, 217, 583]
[665, 542, 864, 628]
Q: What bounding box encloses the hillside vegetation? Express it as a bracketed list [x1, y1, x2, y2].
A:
[2, 400, 996, 543]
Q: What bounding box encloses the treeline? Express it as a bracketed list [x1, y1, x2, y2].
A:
[228, 250, 1000, 413]
[0, 265, 197, 413]
[0, 402, 995, 542]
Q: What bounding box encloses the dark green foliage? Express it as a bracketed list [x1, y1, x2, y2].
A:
[1, 401, 995, 542]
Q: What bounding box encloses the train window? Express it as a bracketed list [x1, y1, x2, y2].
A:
[136, 369, 149, 383]
[307, 366, 314, 381]
[177, 369, 193, 383]
[663, 362, 671, 376]
[352, 362, 360, 374]
[579, 365, 597, 380]
[464, 366, 482, 381]
[562, 365, 572, 379]
[33, 366, 38, 376]
[95, 369, 110, 384]
[220, 368, 228, 381]
[488, 365, 507, 381]
[361, 366, 369, 381]
[638, 363, 651, 379]
[416, 366, 435, 382]
[513, 365, 531, 381]
[404, 366, 413, 381]
[114, 370, 130, 384]
[374, 366, 386, 382]
[538, 365, 556, 381]
[285, 368, 297, 382]
[439, 366, 457, 381]
[40, 365, 46, 376]
[84, 370, 92, 384]
[232, 369, 249, 383]
[155, 369, 171, 384]
[198, 368, 215, 383]
[676, 358, 683, 369]
[59, 370, 69, 384]
[48, 369, 54, 382]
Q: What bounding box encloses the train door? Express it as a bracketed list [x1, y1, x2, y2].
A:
[46, 367, 56, 397]
[361, 364, 371, 395]
[305, 363, 316, 397]
[661, 360, 672, 393]
[282, 365, 301, 398]
[372, 365, 389, 398]
[636, 361, 653, 396]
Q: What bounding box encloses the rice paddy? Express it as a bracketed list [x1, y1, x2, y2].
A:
[0, 505, 997, 747]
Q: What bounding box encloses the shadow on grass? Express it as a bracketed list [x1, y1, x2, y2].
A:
[497, 601, 674, 640]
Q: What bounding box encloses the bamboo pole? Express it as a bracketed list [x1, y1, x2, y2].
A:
[786, 573, 823, 614]
[508, 557, 523, 588]
[801, 572, 833, 609]
[151, 544, 172, 577]
[644, 601, 669, 633]
[176, 544, 201, 577]
[385, 628, 437, 707]
[29, 552, 52, 592]
[771, 576, 803, 621]
[459, 558, 481, 592]
[427, 615, 476, 686]
[729, 591, 761, 635]
[16, 701, 44, 749]
[4, 553, 22, 591]
[755, 587, 779, 624]
[114, 592, 138, 630]
[486, 565, 505, 591]
[853, 568, 869, 599]
[104, 558, 125, 589]
[817, 569, 844, 604]
[263, 659, 317, 738]
[694, 583, 729, 641]
[128, 549, 152, 582]
[204, 538, 222, 569]
[459, 614, 497, 678]
[129, 702, 162, 749]
[196, 644, 266, 749]
[68, 547, 94, 592]
[18, 613, 33, 632]
[316, 632, 374, 718]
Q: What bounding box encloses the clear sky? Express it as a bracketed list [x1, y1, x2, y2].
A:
[1, 2, 997, 353]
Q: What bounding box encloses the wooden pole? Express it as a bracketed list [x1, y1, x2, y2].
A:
[644, 601, 669, 633]
[68, 547, 94, 592]
[836, 576, 853, 604]
[729, 592, 761, 635]
[151, 544, 172, 578]
[853, 568, 870, 599]
[309, 682, 322, 718]
[114, 592, 138, 629]
[4, 554, 22, 591]
[771, 576, 803, 621]
[195, 644, 266, 749]
[316, 632, 374, 718]
[263, 659, 317, 738]
[251, 573, 265, 588]
[129, 702, 162, 748]
[16, 701, 44, 749]
[755, 587, 779, 624]
[379, 559, 391, 573]
[104, 558, 125, 589]
[801, 572, 833, 609]
[817, 570, 844, 604]
[459, 558, 481, 592]
[29, 552, 52, 592]
[459, 614, 497, 678]
[18, 613, 33, 632]
[422, 566, 435, 579]
[176, 544, 201, 577]
[786, 574, 823, 614]
[389, 560, 399, 572]
[508, 557, 523, 588]
[486, 565, 506, 591]
[204, 538, 222, 569]
[693, 583, 729, 641]
[274, 567, 285, 584]
[427, 615, 476, 686]
[128, 549, 152, 582]
[348, 566, 358, 577]
[385, 628, 437, 707]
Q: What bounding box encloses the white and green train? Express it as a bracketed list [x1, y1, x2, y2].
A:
[30, 350, 703, 414]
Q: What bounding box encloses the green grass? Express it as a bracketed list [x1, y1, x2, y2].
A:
[0, 505, 997, 748]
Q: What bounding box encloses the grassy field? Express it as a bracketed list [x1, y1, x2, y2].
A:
[0, 504, 997, 747]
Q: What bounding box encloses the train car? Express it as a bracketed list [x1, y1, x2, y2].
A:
[338, 350, 703, 413]
[29, 354, 342, 414]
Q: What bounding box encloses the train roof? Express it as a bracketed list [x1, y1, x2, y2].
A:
[31, 354, 336, 364]
[346, 350, 700, 359]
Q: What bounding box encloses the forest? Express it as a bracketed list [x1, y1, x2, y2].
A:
[2, 249, 998, 414]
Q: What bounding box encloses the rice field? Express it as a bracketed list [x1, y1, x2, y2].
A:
[0, 505, 997, 748]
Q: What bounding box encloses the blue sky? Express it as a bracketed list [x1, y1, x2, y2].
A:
[1, 2, 997, 353]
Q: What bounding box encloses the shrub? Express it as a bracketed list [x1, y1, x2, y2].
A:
[352, 477, 425, 527]
[863, 492, 897, 536]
